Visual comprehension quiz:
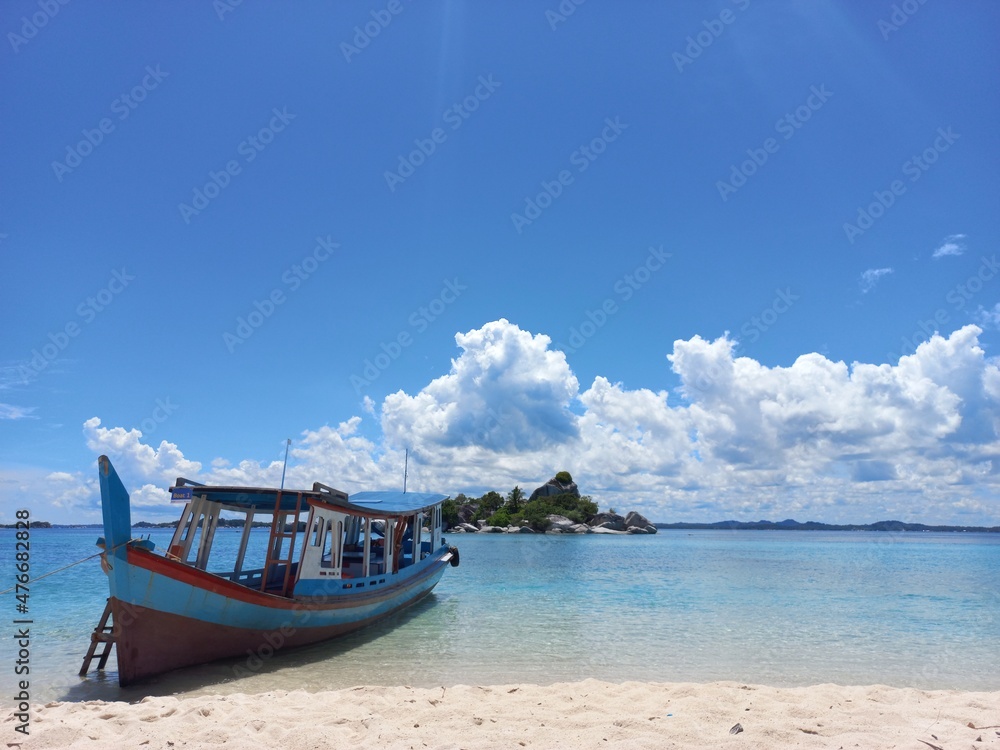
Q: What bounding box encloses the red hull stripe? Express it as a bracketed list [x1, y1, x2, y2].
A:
[126, 547, 445, 610]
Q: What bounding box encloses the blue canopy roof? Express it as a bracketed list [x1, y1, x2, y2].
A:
[169, 484, 448, 515]
[347, 491, 449, 514]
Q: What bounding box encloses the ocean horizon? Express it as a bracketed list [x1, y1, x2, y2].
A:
[6, 527, 999, 704]
[15, 518, 1000, 531]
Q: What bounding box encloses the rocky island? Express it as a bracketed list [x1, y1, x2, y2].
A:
[445, 471, 657, 535]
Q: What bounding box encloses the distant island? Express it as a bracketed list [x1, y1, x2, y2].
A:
[445, 472, 657, 534]
[0, 519, 270, 530]
[654, 519, 1000, 533]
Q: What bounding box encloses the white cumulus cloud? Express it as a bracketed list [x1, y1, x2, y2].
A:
[381, 319, 579, 454]
[61, 320, 1000, 526]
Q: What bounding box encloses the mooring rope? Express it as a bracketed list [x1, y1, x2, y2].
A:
[0, 538, 138, 595]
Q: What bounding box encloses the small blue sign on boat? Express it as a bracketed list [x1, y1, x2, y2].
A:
[171, 487, 193, 501]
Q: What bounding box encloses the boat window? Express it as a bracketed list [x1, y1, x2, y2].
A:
[311, 517, 323, 548]
[320, 519, 341, 569]
[345, 516, 361, 548]
[186, 526, 202, 559]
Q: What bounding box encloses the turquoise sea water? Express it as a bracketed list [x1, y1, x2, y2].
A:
[3, 527, 998, 702]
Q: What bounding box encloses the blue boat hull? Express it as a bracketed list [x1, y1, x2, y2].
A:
[108, 549, 449, 685]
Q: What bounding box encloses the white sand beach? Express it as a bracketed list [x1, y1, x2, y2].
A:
[12, 679, 999, 750]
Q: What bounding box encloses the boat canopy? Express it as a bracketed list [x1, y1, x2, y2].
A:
[170, 480, 448, 516]
[347, 490, 450, 514]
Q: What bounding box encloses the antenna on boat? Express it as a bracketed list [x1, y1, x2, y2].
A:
[403, 448, 408, 494]
[280, 438, 291, 490]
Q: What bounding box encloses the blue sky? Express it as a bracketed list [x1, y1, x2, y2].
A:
[2, 1, 999, 525]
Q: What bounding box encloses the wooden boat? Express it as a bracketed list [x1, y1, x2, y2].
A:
[86, 455, 458, 686]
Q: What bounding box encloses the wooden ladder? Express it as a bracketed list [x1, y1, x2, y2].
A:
[79, 599, 116, 675]
[261, 491, 303, 596]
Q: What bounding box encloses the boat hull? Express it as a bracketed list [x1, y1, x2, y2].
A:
[109, 548, 450, 685]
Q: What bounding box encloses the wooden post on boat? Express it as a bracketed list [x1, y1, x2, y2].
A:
[261, 491, 304, 596]
[79, 599, 116, 675]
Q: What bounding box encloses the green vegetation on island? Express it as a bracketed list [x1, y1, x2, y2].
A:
[443, 486, 598, 532]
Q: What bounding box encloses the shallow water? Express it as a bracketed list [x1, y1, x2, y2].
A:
[4, 527, 998, 702]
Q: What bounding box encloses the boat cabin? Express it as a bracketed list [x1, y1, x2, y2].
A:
[164, 478, 448, 599]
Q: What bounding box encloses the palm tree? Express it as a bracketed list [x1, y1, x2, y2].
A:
[505, 485, 524, 514]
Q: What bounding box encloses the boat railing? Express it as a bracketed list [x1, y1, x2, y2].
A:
[312, 482, 348, 501]
[223, 567, 266, 585]
[205, 563, 300, 591]
[213, 563, 301, 594]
